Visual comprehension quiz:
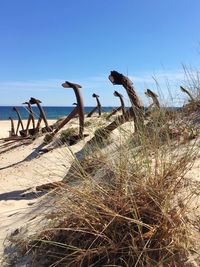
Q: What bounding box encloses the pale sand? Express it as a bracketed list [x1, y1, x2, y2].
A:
[0, 119, 57, 139]
[0, 118, 199, 264]
[0, 118, 92, 259]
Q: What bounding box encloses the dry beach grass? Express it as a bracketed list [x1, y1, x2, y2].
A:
[0, 71, 200, 266]
[1, 102, 199, 266]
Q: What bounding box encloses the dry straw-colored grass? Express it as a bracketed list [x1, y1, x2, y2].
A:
[9, 103, 199, 267]
[4, 72, 200, 266]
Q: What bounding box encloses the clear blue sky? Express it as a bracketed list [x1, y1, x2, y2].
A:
[0, 0, 200, 106]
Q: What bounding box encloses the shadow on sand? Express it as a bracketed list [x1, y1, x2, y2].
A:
[0, 188, 46, 201]
[0, 143, 46, 171]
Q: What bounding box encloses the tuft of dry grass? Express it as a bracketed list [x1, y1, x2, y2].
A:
[59, 128, 77, 144]
[10, 110, 199, 266]
[4, 76, 200, 267]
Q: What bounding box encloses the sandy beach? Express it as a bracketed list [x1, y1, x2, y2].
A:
[1, 1, 200, 265]
[0, 120, 57, 139]
[0, 111, 200, 266]
[0, 118, 92, 259]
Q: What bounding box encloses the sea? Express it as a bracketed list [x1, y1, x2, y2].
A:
[0, 106, 115, 120]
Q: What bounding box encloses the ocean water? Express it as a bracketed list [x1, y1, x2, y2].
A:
[0, 106, 115, 120]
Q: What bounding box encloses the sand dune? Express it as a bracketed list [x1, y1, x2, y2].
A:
[0, 114, 199, 265]
[0, 118, 92, 259]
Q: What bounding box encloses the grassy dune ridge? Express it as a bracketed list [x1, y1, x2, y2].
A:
[1, 68, 200, 266]
[3, 99, 200, 267]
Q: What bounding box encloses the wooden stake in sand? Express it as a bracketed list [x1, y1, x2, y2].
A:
[87, 93, 102, 117]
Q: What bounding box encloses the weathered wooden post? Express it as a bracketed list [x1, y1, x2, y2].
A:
[87, 93, 102, 117]
[106, 90, 125, 119]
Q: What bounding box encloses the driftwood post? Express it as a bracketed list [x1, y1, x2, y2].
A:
[106, 90, 125, 120]
[29, 97, 52, 133]
[52, 81, 84, 138]
[87, 93, 102, 117]
[13, 107, 24, 135]
[102, 71, 144, 134]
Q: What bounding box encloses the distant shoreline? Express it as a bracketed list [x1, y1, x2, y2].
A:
[0, 106, 179, 121]
[0, 106, 116, 121]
